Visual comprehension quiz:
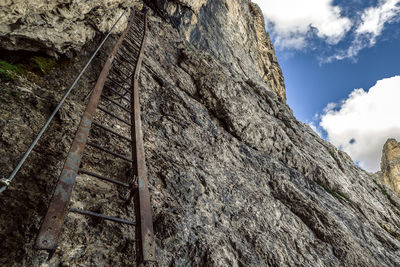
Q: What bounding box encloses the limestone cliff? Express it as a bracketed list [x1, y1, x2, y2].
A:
[1, 0, 400, 266]
[380, 139, 400, 196]
[152, 0, 286, 100]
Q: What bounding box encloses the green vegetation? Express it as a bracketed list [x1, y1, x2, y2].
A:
[0, 60, 25, 81]
[30, 56, 56, 73]
[282, 118, 292, 128]
[316, 181, 351, 202]
[0, 55, 59, 82]
[328, 149, 335, 158]
[373, 179, 397, 206]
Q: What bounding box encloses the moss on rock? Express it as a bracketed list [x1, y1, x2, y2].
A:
[29, 56, 56, 74]
[0, 60, 25, 81]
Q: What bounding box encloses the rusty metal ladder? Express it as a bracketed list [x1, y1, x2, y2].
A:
[35, 9, 155, 265]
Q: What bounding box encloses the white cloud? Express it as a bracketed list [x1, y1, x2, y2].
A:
[323, 102, 338, 113]
[325, 0, 400, 62]
[252, 0, 352, 49]
[252, 0, 400, 61]
[356, 0, 400, 36]
[320, 75, 400, 172]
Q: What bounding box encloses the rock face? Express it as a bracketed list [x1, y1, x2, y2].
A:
[1, 0, 400, 266]
[152, 0, 286, 100]
[380, 139, 400, 196]
[0, 0, 135, 54]
[0, 0, 285, 100]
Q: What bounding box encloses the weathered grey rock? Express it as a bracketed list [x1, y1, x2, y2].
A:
[1, 0, 400, 266]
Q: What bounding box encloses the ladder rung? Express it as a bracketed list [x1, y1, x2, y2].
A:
[133, 20, 144, 26]
[87, 141, 133, 162]
[98, 106, 131, 126]
[106, 79, 132, 95]
[122, 39, 140, 51]
[116, 53, 138, 68]
[101, 94, 131, 113]
[132, 19, 144, 25]
[125, 36, 141, 47]
[121, 41, 139, 52]
[113, 56, 136, 69]
[111, 68, 133, 82]
[108, 77, 131, 88]
[110, 58, 134, 75]
[114, 64, 134, 78]
[79, 169, 130, 187]
[127, 30, 143, 39]
[92, 121, 132, 142]
[105, 85, 131, 102]
[125, 32, 141, 41]
[69, 208, 135, 225]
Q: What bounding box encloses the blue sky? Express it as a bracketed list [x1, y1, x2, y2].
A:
[253, 0, 400, 172]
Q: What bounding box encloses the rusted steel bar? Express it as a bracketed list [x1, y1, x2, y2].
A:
[78, 169, 130, 187]
[113, 56, 137, 69]
[121, 40, 139, 53]
[122, 42, 139, 56]
[111, 67, 134, 81]
[101, 94, 131, 113]
[69, 208, 135, 225]
[98, 106, 132, 126]
[106, 80, 132, 96]
[127, 31, 143, 40]
[35, 9, 137, 251]
[112, 64, 134, 79]
[121, 41, 140, 53]
[108, 76, 132, 88]
[87, 141, 133, 162]
[92, 122, 132, 142]
[105, 85, 131, 102]
[130, 12, 156, 264]
[124, 36, 141, 48]
[108, 82, 131, 97]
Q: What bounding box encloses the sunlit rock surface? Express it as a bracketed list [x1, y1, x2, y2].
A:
[380, 139, 400, 196]
[153, 0, 285, 100]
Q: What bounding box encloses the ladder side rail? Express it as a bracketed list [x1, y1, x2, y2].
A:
[130, 12, 156, 265]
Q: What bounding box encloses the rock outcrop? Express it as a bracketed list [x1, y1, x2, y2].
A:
[1, 0, 400, 266]
[380, 138, 400, 196]
[0, 0, 135, 54]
